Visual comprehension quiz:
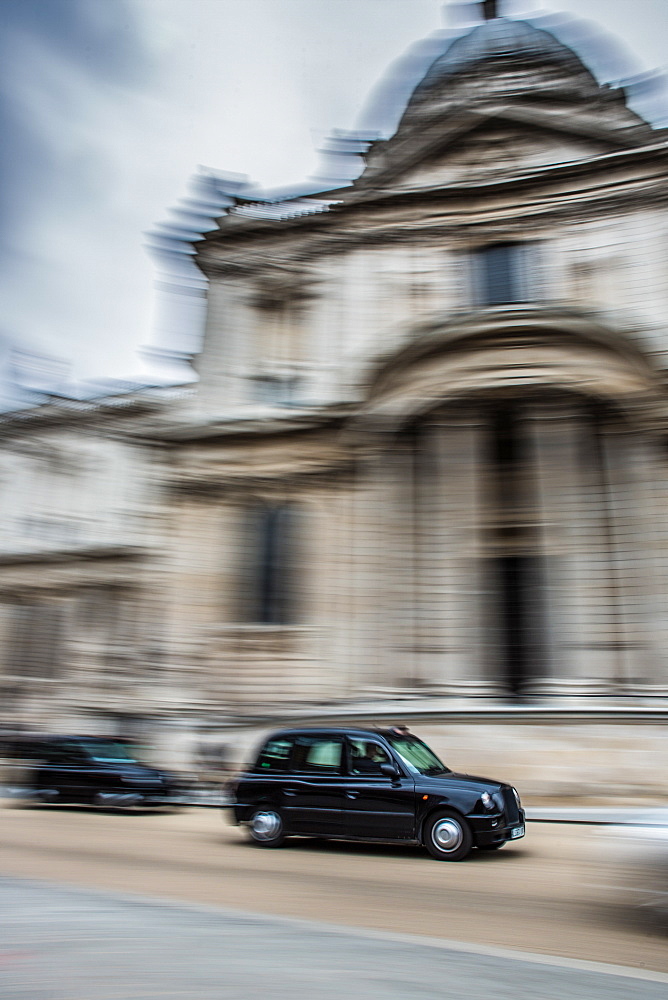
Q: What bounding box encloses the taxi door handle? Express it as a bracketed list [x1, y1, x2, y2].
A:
[346, 791, 359, 799]
[284, 789, 298, 796]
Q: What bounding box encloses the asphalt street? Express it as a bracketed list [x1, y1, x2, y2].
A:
[2, 802, 668, 999]
[3, 877, 668, 1000]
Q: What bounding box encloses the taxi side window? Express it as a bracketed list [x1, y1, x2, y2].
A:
[255, 738, 294, 773]
[290, 736, 343, 774]
[349, 739, 391, 776]
[46, 743, 86, 765]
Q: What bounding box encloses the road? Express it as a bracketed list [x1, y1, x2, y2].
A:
[1, 802, 665, 974]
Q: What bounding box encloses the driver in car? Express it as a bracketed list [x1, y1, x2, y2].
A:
[353, 743, 387, 774]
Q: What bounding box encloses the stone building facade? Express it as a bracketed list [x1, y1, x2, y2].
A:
[2, 13, 668, 795]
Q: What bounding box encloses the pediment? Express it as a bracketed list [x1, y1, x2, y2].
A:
[395, 124, 609, 190]
[359, 108, 637, 193]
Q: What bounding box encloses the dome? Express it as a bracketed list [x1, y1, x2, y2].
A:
[416, 16, 594, 92]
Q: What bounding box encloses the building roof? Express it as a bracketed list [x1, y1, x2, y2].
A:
[416, 16, 593, 92]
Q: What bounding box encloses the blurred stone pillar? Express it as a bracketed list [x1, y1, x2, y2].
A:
[379, 429, 420, 691]
[526, 403, 618, 698]
[642, 446, 668, 697]
[301, 483, 361, 702]
[348, 428, 412, 695]
[604, 429, 668, 698]
[413, 410, 497, 698]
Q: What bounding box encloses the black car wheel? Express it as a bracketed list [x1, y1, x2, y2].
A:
[93, 790, 144, 809]
[424, 810, 472, 861]
[248, 808, 286, 847]
[35, 788, 60, 804]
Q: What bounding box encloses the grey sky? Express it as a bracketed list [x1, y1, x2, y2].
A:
[1, 0, 666, 401]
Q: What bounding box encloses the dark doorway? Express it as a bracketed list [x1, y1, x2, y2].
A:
[496, 554, 545, 695]
[489, 403, 542, 695]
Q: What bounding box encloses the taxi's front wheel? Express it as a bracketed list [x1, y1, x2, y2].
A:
[248, 808, 286, 847]
[424, 810, 472, 861]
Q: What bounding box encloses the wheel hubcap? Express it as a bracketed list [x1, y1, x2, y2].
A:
[252, 810, 281, 840]
[431, 818, 463, 852]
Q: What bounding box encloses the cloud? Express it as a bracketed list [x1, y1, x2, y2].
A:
[0, 0, 159, 386]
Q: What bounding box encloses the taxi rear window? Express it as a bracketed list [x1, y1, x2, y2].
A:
[255, 738, 293, 772]
[290, 736, 342, 773]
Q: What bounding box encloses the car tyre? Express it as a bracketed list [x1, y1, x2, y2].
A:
[93, 791, 116, 808]
[424, 810, 472, 861]
[248, 808, 286, 848]
[35, 788, 60, 804]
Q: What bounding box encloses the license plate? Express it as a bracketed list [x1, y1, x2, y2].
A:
[510, 825, 525, 839]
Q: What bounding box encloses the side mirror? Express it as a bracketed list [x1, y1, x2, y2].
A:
[380, 763, 400, 780]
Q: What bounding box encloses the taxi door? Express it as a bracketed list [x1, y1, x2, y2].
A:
[342, 738, 416, 841]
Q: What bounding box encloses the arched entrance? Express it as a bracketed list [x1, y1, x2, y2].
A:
[476, 394, 621, 697]
[356, 309, 668, 700]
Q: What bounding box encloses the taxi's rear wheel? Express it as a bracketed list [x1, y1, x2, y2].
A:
[36, 788, 60, 804]
[248, 808, 285, 847]
[424, 810, 472, 861]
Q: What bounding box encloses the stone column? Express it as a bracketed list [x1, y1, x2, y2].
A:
[346, 432, 405, 695]
[376, 430, 420, 693]
[643, 448, 668, 698]
[606, 431, 668, 699]
[412, 410, 497, 698]
[297, 485, 360, 703]
[527, 403, 618, 698]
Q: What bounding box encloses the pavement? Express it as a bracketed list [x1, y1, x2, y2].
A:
[2, 877, 668, 1000]
[525, 806, 668, 825]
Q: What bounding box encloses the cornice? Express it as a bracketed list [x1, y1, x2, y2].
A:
[165, 464, 355, 500]
[0, 544, 148, 567]
[0, 388, 193, 441]
[147, 405, 354, 444]
[196, 142, 668, 278]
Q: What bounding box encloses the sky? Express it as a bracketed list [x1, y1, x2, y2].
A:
[1, 0, 667, 405]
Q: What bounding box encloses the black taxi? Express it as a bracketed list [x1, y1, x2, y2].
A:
[4, 734, 181, 808]
[230, 726, 524, 861]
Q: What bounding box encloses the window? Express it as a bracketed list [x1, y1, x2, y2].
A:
[255, 737, 294, 773]
[44, 742, 86, 765]
[241, 503, 299, 625]
[252, 293, 306, 372]
[6, 740, 46, 763]
[78, 740, 136, 763]
[290, 736, 343, 774]
[348, 739, 392, 776]
[386, 735, 450, 776]
[251, 375, 301, 407]
[474, 242, 528, 306]
[8, 601, 64, 679]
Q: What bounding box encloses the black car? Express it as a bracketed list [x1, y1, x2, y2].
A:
[230, 726, 525, 861]
[4, 735, 181, 808]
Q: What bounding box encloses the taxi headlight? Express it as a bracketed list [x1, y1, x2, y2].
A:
[481, 791, 495, 811]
